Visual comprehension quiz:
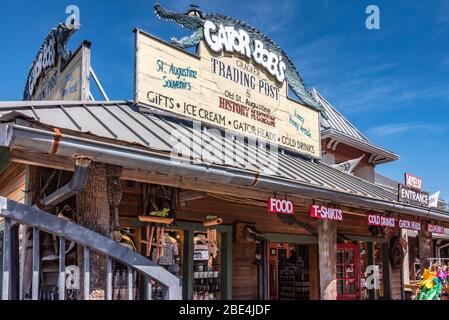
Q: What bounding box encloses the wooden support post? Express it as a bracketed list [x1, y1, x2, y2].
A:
[182, 230, 194, 300]
[221, 231, 233, 300]
[317, 219, 337, 300]
[367, 242, 376, 300]
[76, 162, 110, 300]
[309, 244, 319, 300]
[382, 242, 392, 300]
[419, 227, 433, 270]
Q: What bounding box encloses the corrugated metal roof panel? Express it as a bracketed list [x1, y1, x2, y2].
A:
[313, 89, 370, 142]
[0, 100, 398, 202]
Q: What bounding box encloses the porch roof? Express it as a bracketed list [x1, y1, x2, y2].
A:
[0, 100, 447, 222]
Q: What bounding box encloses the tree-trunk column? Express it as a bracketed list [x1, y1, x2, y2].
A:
[77, 162, 110, 300]
[419, 227, 433, 270]
[318, 219, 337, 300]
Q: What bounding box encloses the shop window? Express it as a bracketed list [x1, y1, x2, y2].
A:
[268, 243, 310, 300]
[337, 244, 360, 300]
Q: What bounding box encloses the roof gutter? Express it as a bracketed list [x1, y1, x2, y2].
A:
[2, 123, 449, 223]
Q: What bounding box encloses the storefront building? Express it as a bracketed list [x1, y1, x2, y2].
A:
[0, 4, 448, 301]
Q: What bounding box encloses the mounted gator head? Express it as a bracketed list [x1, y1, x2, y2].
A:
[154, 4, 326, 117]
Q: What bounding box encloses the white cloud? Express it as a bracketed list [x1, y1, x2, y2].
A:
[366, 123, 445, 139]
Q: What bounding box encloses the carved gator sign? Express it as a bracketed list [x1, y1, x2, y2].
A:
[135, 4, 322, 159]
[153, 4, 324, 115]
[23, 23, 91, 102]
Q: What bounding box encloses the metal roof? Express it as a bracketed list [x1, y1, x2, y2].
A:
[313, 89, 399, 163]
[375, 173, 400, 192]
[313, 89, 369, 142]
[0, 100, 407, 203]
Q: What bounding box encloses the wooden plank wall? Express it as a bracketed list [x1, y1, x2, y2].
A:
[0, 163, 26, 204]
[390, 268, 403, 300]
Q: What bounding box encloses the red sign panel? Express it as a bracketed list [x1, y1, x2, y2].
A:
[405, 173, 423, 191]
[310, 205, 344, 221]
[268, 198, 294, 215]
[428, 224, 445, 235]
[367, 214, 396, 228]
[398, 219, 421, 231]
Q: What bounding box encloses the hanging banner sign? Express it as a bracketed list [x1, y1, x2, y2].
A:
[404, 173, 423, 191]
[331, 156, 364, 174]
[398, 219, 421, 231]
[268, 198, 295, 215]
[429, 191, 441, 209]
[367, 214, 396, 228]
[310, 205, 344, 221]
[398, 184, 429, 207]
[134, 16, 321, 159]
[428, 224, 445, 235]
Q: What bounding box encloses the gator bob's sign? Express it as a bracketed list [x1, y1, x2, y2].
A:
[24, 23, 90, 101]
[134, 8, 321, 158]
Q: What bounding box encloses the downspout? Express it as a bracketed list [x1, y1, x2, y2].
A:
[3, 123, 449, 223]
[39, 155, 92, 207]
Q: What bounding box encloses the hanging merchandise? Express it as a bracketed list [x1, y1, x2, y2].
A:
[139, 208, 174, 262]
[140, 184, 178, 263]
[203, 215, 222, 262]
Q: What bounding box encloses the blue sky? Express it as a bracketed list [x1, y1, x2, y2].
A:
[0, 0, 448, 199]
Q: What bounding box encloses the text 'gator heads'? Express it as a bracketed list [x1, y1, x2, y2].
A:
[153, 4, 326, 118]
[23, 23, 77, 101]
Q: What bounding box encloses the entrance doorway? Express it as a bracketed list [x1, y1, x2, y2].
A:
[267, 243, 311, 300]
[337, 244, 361, 300]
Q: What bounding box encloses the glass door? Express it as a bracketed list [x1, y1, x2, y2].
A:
[337, 244, 361, 300]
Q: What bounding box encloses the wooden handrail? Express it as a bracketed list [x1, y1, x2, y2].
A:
[0, 197, 181, 300]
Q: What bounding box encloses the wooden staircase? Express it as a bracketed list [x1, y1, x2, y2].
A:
[0, 196, 181, 300]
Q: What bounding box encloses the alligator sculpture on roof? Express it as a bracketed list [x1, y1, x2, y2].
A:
[154, 4, 326, 118]
[23, 23, 76, 100]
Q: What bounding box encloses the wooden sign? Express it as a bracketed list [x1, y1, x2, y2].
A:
[31, 43, 91, 101]
[310, 205, 344, 221]
[134, 30, 321, 159]
[428, 224, 445, 235]
[367, 214, 396, 228]
[268, 198, 294, 215]
[405, 173, 423, 191]
[398, 184, 429, 207]
[398, 219, 421, 231]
